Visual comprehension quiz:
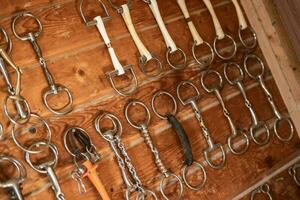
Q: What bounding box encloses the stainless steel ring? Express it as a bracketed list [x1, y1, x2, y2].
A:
[43, 85, 73, 115]
[192, 41, 214, 67]
[4, 95, 31, 125]
[25, 141, 58, 174]
[200, 69, 223, 93]
[139, 54, 163, 78]
[213, 34, 237, 60]
[125, 100, 151, 129]
[243, 54, 265, 80]
[166, 47, 187, 70]
[204, 144, 226, 169]
[182, 161, 207, 191]
[227, 131, 250, 155]
[0, 27, 12, 54]
[176, 81, 201, 106]
[63, 127, 92, 157]
[250, 121, 270, 146]
[12, 12, 43, 41]
[238, 26, 257, 50]
[0, 156, 27, 188]
[223, 62, 244, 85]
[151, 90, 178, 120]
[160, 173, 184, 200]
[11, 113, 52, 154]
[274, 117, 294, 142]
[95, 112, 122, 142]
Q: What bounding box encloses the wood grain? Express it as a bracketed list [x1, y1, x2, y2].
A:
[0, 0, 299, 199]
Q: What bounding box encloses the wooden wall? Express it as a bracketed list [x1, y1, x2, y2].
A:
[0, 0, 299, 199]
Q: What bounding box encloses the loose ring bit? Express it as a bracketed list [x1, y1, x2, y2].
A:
[250, 122, 270, 146]
[274, 117, 294, 142]
[43, 85, 73, 115]
[160, 173, 184, 200]
[12, 12, 43, 41]
[200, 69, 223, 93]
[125, 100, 151, 129]
[166, 48, 187, 70]
[250, 184, 273, 200]
[139, 54, 163, 78]
[4, 95, 31, 125]
[289, 164, 300, 186]
[182, 161, 207, 191]
[227, 131, 250, 155]
[25, 141, 58, 174]
[213, 34, 237, 60]
[176, 81, 200, 105]
[204, 144, 226, 169]
[192, 41, 214, 67]
[0, 27, 12, 53]
[11, 113, 52, 154]
[95, 112, 122, 142]
[151, 90, 178, 120]
[243, 54, 265, 80]
[238, 26, 257, 50]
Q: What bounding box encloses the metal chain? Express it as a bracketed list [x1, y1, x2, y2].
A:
[115, 136, 144, 192]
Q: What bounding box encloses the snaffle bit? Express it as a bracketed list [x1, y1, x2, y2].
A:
[80, 0, 138, 96]
[125, 100, 184, 199]
[109, 0, 163, 77]
[201, 70, 249, 155]
[244, 54, 294, 142]
[64, 127, 111, 199]
[25, 141, 65, 200]
[288, 164, 300, 187]
[177, 0, 214, 66]
[142, 0, 187, 69]
[176, 82, 226, 169]
[224, 62, 270, 146]
[250, 183, 273, 200]
[0, 156, 27, 200]
[0, 27, 31, 125]
[12, 12, 73, 115]
[95, 112, 158, 200]
[202, 0, 237, 60]
[231, 0, 257, 49]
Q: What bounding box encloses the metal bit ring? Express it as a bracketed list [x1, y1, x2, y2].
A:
[289, 164, 300, 186]
[12, 12, 43, 41]
[200, 69, 223, 93]
[192, 41, 214, 66]
[274, 117, 294, 142]
[4, 95, 31, 125]
[250, 122, 270, 146]
[227, 130, 250, 155]
[223, 62, 244, 85]
[243, 54, 265, 80]
[238, 26, 257, 50]
[182, 161, 207, 191]
[139, 54, 163, 78]
[151, 90, 178, 120]
[25, 141, 58, 173]
[0, 27, 12, 53]
[177, 81, 201, 106]
[125, 100, 151, 129]
[11, 114, 52, 154]
[250, 184, 272, 200]
[213, 34, 237, 60]
[95, 112, 122, 142]
[160, 173, 184, 200]
[166, 48, 187, 70]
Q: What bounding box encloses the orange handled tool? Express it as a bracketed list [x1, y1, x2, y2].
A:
[82, 160, 111, 200]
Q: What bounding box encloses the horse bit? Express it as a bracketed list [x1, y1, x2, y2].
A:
[80, 0, 138, 96]
[151, 90, 208, 188]
[0, 27, 52, 154]
[250, 183, 273, 200]
[95, 112, 157, 200]
[64, 127, 111, 200]
[25, 141, 65, 200]
[108, 0, 163, 77]
[201, 70, 249, 155]
[125, 100, 184, 199]
[289, 163, 300, 187]
[142, 0, 187, 69]
[224, 62, 270, 146]
[12, 12, 73, 115]
[243, 54, 294, 142]
[0, 156, 27, 200]
[175, 83, 226, 169]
